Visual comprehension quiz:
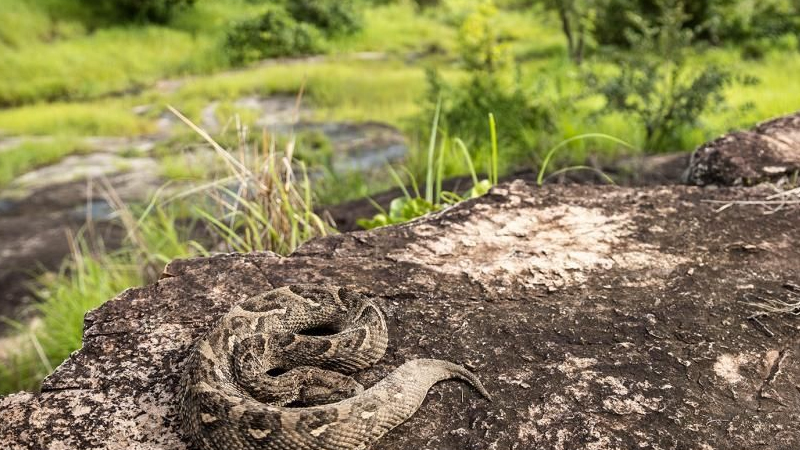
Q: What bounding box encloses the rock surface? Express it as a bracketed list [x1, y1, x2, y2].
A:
[684, 111, 800, 185]
[2, 180, 799, 450]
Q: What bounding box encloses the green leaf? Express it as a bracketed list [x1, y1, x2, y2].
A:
[464, 179, 492, 198]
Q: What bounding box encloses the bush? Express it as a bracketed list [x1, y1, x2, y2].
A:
[79, 0, 195, 24]
[594, 62, 732, 151]
[458, 0, 511, 72]
[592, 0, 800, 48]
[285, 0, 363, 36]
[589, 0, 737, 151]
[423, 69, 554, 172]
[225, 8, 323, 65]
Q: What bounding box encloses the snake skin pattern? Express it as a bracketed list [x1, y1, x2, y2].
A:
[179, 284, 490, 450]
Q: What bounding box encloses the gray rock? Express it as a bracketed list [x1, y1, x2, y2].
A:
[684, 111, 800, 185]
[2, 180, 799, 450]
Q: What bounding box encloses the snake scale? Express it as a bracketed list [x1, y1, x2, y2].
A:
[179, 284, 490, 450]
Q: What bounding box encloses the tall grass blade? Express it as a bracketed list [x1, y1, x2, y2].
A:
[542, 165, 616, 185]
[537, 133, 635, 186]
[489, 113, 498, 185]
[425, 96, 442, 203]
[454, 138, 480, 186]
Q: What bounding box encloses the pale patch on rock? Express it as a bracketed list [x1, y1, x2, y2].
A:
[552, 355, 598, 377]
[602, 394, 662, 415]
[393, 201, 686, 292]
[598, 376, 629, 396]
[713, 353, 746, 384]
[498, 371, 533, 389]
[73, 405, 92, 417]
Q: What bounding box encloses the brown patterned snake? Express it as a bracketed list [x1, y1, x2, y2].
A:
[179, 284, 491, 450]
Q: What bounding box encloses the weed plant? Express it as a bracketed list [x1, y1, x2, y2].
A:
[358, 106, 498, 229]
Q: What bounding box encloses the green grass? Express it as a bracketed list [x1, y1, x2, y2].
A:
[0, 241, 145, 393]
[159, 152, 213, 181]
[0, 0, 266, 107]
[709, 50, 800, 129]
[0, 138, 92, 187]
[336, 2, 459, 54]
[0, 101, 154, 136]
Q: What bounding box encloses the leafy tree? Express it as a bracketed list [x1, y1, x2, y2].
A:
[593, 0, 800, 48]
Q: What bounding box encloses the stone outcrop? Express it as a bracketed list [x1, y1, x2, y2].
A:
[685, 112, 800, 185]
[2, 180, 799, 450]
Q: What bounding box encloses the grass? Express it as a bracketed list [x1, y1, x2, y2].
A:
[168, 105, 335, 254]
[336, 2, 459, 54]
[0, 138, 92, 187]
[358, 109, 498, 229]
[159, 152, 213, 181]
[0, 101, 154, 136]
[169, 58, 445, 125]
[0, 235, 146, 393]
[0, 0, 267, 107]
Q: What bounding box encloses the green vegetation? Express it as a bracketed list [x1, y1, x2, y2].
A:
[588, 0, 739, 151]
[0, 138, 91, 187]
[0, 239, 146, 393]
[0, 0, 799, 393]
[225, 8, 325, 63]
[359, 108, 498, 229]
[0, 0, 263, 106]
[0, 101, 154, 136]
[80, 0, 196, 24]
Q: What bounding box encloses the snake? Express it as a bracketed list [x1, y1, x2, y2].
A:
[178, 284, 491, 450]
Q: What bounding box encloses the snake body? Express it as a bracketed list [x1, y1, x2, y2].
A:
[179, 284, 490, 450]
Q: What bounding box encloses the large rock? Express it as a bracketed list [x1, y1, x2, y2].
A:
[2, 180, 799, 450]
[685, 112, 800, 185]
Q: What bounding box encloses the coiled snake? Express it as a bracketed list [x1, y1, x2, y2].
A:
[179, 284, 490, 450]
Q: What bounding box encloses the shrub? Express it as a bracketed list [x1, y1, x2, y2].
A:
[592, 0, 800, 48]
[593, 61, 732, 151]
[225, 8, 323, 65]
[534, 0, 599, 64]
[285, 0, 363, 36]
[79, 0, 195, 24]
[423, 69, 554, 174]
[589, 0, 737, 151]
[416, 0, 553, 172]
[458, 0, 511, 73]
